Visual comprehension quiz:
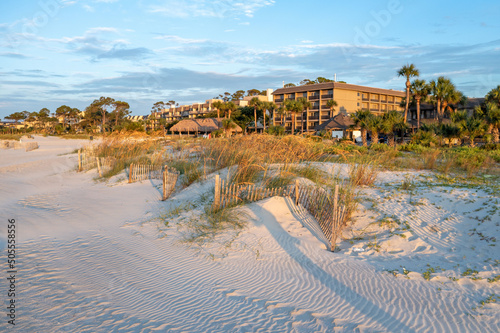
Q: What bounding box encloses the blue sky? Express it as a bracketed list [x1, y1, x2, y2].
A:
[1, 0, 499, 118]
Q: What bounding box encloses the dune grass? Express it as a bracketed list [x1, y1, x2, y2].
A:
[0, 134, 23, 141]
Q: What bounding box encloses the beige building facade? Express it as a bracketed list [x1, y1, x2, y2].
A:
[272, 82, 405, 132]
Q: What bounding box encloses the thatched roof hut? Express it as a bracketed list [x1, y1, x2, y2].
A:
[170, 118, 242, 134]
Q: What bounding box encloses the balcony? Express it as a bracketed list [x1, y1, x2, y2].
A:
[321, 105, 330, 110]
[308, 95, 320, 100]
[311, 105, 320, 110]
[285, 98, 295, 101]
[275, 98, 284, 103]
[321, 94, 333, 99]
[321, 115, 330, 120]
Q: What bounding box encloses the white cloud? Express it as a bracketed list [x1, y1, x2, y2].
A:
[154, 35, 207, 44]
[148, 0, 274, 18]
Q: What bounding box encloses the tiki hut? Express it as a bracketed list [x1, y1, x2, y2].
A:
[314, 113, 355, 139]
[170, 118, 242, 135]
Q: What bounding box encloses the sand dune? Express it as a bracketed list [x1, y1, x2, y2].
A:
[1, 136, 498, 332]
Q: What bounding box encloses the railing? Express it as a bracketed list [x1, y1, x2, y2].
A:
[275, 98, 284, 103]
[321, 94, 333, 99]
[309, 95, 320, 100]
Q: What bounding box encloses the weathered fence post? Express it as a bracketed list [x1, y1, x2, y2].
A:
[331, 185, 339, 252]
[78, 149, 82, 172]
[96, 157, 102, 177]
[129, 163, 133, 183]
[295, 179, 299, 206]
[214, 175, 221, 210]
[162, 167, 167, 201]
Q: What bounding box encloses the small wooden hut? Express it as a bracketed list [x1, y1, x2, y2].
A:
[170, 118, 242, 136]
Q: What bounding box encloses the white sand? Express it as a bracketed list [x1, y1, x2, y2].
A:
[0, 136, 499, 332]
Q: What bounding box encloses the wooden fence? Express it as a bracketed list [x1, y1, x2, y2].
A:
[162, 167, 180, 200]
[128, 163, 179, 200]
[96, 157, 116, 177]
[213, 175, 346, 251]
[78, 148, 97, 171]
[24, 142, 39, 152]
[1, 141, 24, 149]
[128, 163, 164, 183]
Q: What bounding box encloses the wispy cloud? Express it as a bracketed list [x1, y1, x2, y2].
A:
[148, 0, 274, 18]
[0, 52, 31, 59]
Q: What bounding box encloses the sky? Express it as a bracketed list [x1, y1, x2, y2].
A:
[0, 0, 499, 118]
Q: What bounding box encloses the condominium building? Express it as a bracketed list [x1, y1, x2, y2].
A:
[272, 82, 405, 132]
[154, 89, 274, 122]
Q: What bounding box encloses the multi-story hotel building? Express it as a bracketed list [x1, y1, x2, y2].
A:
[154, 89, 274, 123]
[272, 82, 405, 132]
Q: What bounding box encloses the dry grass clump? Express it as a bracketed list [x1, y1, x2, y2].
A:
[420, 149, 441, 170]
[348, 158, 379, 187]
[0, 134, 24, 141]
[183, 204, 249, 246]
[92, 137, 165, 178]
[197, 135, 333, 184]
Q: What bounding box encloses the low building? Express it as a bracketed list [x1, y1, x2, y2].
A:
[272, 82, 405, 132]
[170, 118, 242, 135]
[314, 113, 355, 139]
[407, 97, 485, 129]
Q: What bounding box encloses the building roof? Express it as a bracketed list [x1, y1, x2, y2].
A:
[314, 113, 355, 131]
[170, 118, 242, 133]
[272, 82, 405, 97]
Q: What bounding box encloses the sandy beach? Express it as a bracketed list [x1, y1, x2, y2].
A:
[1, 136, 499, 332]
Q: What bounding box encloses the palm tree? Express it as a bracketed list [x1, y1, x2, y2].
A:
[276, 105, 286, 128]
[249, 97, 263, 133]
[221, 118, 237, 138]
[441, 88, 464, 118]
[265, 102, 277, 127]
[297, 97, 311, 133]
[225, 101, 237, 119]
[410, 79, 429, 129]
[351, 109, 372, 146]
[397, 64, 420, 124]
[429, 77, 461, 124]
[212, 100, 223, 119]
[483, 103, 500, 143]
[485, 85, 500, 107]
[458, 116, 485, 147]
[439, 123, 461, 147]
[284, 99, 303, 135]
[366, 114, 383, 146]
[382, 110, 406, 147]
[326, 99, 338, 119]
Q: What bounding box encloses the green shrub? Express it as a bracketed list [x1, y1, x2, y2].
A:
[411, 130, 437, 147]
[369, 143, 390, 151]
[267, 125, 286, 136]
[399, 143, 427, 153]
[480, 143, 500, 151]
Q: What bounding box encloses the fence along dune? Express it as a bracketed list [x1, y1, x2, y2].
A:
[213, 175, 347, 251]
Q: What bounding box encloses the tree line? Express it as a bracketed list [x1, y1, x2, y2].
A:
[1, 97, 138, 134]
